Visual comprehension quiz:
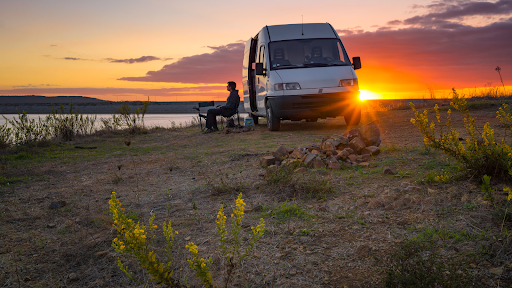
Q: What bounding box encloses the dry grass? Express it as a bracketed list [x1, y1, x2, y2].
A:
[1, 108, 512, 287]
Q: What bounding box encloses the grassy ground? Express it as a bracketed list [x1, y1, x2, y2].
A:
[1, 106, 512, 287]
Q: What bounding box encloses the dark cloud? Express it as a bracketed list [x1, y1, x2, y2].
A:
[403, 0, 512, 28]
[118, 42, 245, 84]
[63, 57, 85, 61]
[387, 20, 402, 25]
[107, 56, 161, 64]
[341, 18, 512, 89]
[12, 84, 59, 88]
[0, 86, 226, 98]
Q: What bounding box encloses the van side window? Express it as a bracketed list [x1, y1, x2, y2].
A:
[258, 45, 266, 70]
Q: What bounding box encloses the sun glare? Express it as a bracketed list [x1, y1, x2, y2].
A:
[359, 89, 381, 100]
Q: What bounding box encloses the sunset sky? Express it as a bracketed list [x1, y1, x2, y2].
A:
[0, 0, 511, 101]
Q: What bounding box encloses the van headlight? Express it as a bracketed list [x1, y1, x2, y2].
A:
[275, 83, 301, 91]
[339, 79, 358, 87]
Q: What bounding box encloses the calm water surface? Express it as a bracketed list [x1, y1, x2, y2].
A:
[0, 114, 213, 128]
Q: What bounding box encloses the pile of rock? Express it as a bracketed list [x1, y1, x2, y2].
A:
[260, 122, 382, 170]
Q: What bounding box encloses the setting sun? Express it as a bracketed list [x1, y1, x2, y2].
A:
[359, 89, 381, 101]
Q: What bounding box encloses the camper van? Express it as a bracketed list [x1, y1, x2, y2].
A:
[242, 23, 362, 131]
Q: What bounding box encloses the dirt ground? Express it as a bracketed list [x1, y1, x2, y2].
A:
[1, 104, 512, 287]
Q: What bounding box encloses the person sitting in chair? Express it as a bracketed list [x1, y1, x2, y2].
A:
[201, 81, 240, 133]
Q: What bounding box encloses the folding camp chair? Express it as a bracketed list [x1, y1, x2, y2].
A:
[193, 101, 214, 131]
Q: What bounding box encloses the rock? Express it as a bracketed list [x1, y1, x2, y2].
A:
[47, 223, 56, 229]
[361, 122, 381, 147]
[307, 145, 321, 152]
[304, 154, 317, 166]
[362, 146, 380, 156]
[49, 200, 67, 209]
[275, 145, 290, 158]
[359, 162, 369, 168]
[367, 199, 384, 209]
[267, 165, 278, 172]
[383, 166, 397, 175]
[312, 157, 326, 169]
[311, 150, 320, 155]
[294, 167, 308, 174]
[343, 147, 354, 154]
[326, 155, 338, 163]
[489, 267, 503, 275]
[347, 154, 357, 163]
[327, 162, 342, 170]
[290, 149, 305, 159]
[67, 273, 78, 281]
[185, 236, 191, 241]
[286, 147, 295, 154]
[338, 149, 350, 160]
[361, 154, 371, 162]
[336, 136, 350, 145]
[349, 137, 366, 154]
[95, 251, 108, 257]
[320, 139, 336, 151]
[344, 128, 362, 141]
[272, 151, 285, 161]
[402, 186, 421, 192]
[258, 172, 266, 177]
[260, 156, 276, 167]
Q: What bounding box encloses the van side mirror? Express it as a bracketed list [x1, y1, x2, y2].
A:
[254, 63, 264, 75]
[352, 57, 361, 70]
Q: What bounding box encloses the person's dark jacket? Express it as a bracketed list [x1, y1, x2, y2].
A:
[220, 90, 240, 117]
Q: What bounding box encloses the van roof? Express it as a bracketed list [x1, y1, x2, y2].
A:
[266, 23, 338, 42]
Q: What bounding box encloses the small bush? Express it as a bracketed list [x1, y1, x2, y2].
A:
[0, 122, 11, 148]
[114, 100, 150, 134]
[109, 192, 265, 288]
[410, 88, 512, 180]
[294, 174, 334, 199]
[262, 202, 313, 224]
[380, 240, 474, 288]
[207, 174, 243, 195]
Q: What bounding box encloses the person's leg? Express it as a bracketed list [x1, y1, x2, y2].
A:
[206, 108, 222, 130]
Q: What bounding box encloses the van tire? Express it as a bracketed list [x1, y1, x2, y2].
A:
[250, 113, 259, 125]
[266, 101, 281, 131]
[344, 108, 361, 126]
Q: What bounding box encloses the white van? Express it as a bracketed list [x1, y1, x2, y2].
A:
[242, 23, 362, 131]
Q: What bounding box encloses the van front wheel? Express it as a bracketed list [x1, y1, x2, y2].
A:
[266, 101, 281, 131]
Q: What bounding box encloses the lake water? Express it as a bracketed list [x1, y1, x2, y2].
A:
[0, 113, 248, 128]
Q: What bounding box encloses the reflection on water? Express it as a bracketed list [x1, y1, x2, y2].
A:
[0, 113, 248, 128]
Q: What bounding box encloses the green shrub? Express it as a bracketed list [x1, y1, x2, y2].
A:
[0, 122, 11, 148]
[113, 100, 150, 134]
[410, 88, 512, 180]
[262, 202, 313, 224]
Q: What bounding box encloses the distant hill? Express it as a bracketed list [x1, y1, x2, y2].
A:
[0, 95, 109, 104]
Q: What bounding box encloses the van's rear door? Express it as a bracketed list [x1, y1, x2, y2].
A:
[242, 38, 258, 112]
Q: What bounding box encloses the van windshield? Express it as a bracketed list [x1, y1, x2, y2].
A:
[269, 39, 351, 70]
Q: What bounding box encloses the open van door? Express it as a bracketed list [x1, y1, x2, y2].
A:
[242, 38, 258, 112]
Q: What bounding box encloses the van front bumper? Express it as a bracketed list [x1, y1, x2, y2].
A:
[267, 91, 360, 120]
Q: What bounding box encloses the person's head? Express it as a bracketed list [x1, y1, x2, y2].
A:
[227, 81, 236, 91]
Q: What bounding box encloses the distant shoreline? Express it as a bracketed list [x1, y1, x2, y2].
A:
[0, 95, 467, 114]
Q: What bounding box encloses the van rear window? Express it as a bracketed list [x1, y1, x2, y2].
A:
[269, 39, 351, 70]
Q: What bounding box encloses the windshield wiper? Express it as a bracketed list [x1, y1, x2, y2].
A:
[303, 63, 330, 67]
